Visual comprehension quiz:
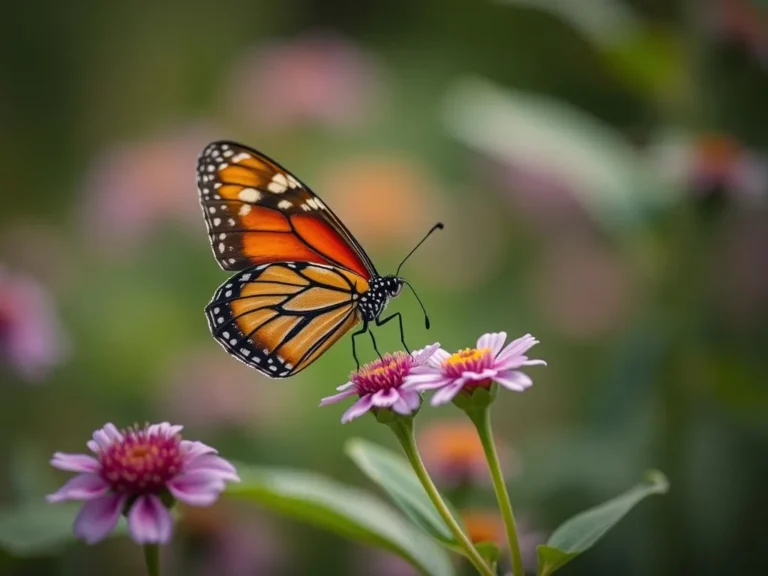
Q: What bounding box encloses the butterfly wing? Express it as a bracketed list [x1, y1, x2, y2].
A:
[205, 261, 367, 377]
[197, 141, 377, 279]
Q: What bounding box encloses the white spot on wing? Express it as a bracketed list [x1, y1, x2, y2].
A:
[277, 199, 292, 210]
[238, 188, 261, 203]
[232, 152, 250, 163]
[239, 204, 252, 216]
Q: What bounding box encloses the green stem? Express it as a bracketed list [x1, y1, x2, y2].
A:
[388, 418, 495, 576]
[468, 407, 525, 576]
[143, 544, 160, 576]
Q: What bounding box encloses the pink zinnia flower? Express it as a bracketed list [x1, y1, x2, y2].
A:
[47, 422, 239, 545]
[320, 344, 440, 423]
[0, 266, 69, 381]
[404, 333, 546, 406]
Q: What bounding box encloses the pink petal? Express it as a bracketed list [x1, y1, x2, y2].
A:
[90, 424, 122, 452]
[496, 334, 538, 366]
[371, 388, 399, 407]
[181, 440, 218, 459]
[462, 368, 497, 381]
[427, 349, 451, 368]
[431, 380, 465, 406]
[319, 389, 356, 406]
[168, 471, 226, 506]
[185, 454, 240, 482]
[401, 389, 422, 411]
[522, 359, 547, 367]
[73, 493, 126, 544]
[128, 495, 173, 544]
[336, 380, 355, 391]
[47, 474, 109, 503]
[392, 390, 420, 415]
[50, 453, 100, 473]
[495, 370, 533, 391]
[341, 394, 374, 423]
[403, 371, 451, 391]
[477, 332, 507, 356]
[411, 343, 441, 365]
[148, 422, 183, 438]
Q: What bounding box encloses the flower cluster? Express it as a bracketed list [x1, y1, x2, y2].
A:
[321, 332, 545, 422]
[47, 422, 239, 545]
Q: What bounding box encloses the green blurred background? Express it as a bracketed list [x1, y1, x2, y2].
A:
[1, 0, 767, 574]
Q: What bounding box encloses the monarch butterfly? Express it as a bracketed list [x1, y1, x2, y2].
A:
[197, 141, 442, 378]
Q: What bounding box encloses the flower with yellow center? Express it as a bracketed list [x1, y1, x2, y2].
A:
[404, 332, 546, 406]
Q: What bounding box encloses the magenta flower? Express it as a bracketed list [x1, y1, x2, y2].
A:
[0, 266, 69, 381]
[320, 344, 440, 423]
[404, 333, 546, 406]
[47, 422, 239, 545]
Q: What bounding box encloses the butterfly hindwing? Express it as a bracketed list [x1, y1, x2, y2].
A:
[205, 261, 368, 378]
[197, 141, 376, 279]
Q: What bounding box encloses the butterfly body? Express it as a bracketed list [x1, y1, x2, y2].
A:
[197, 141, 414, 378]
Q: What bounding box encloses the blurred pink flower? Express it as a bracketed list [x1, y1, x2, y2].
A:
[178, 503, 284, 576]
[404, 332, 545, 406]
[159, 346, 295, 432]
[712, 211, 768, 327]
[688, 134, 767, 203]
[224, 33, 382, 130]
[529, 237, 637, 339]
[0, 266, 68, 381]
[353, 547, 419, 576]
[80, 123, 220, 253]
[320, 345, 440, 423]
[47, 422, 239, 545]
[711, 0, 768, 66]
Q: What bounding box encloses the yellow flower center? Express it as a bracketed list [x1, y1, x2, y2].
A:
[445, 347, 490, 366]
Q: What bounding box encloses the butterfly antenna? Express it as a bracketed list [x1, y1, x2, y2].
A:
[395, 222, 444, 277]
[403, 281, 432, 330]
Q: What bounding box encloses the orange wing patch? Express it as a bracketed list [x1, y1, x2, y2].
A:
[205, 262, 366, 378]
[197, 141, 377, 277]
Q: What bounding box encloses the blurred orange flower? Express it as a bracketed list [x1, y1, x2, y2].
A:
[224, 32, 383, 131]
[461, 509, 505, 544]
[461, 509, 546, 571]
[316, 153, 444, 254]
[418, 419, 518, 487]
[689, 134, 767, 203]
[79, 122, 220, 254]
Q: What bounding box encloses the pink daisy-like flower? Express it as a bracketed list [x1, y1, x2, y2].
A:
[320, 344, 440, 423]
[404, 333, 546, 406]
[47, 422, 239, 545]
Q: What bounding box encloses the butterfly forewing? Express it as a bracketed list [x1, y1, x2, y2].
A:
[196, 141, 377, 278]
[205, 262, 368, 377]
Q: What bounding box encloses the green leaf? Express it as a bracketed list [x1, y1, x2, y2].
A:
[0, 500, 130, 557]
[345, 438, 460, 548]
[227, 463, 454, 576]
[536, 470, 669, 576]
[475, 541, 501, 566]
[442, 77, 678, 234]
[0, 502, 80, 556]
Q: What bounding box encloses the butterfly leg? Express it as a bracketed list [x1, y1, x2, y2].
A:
[368, 330, 383, 361]
[350, 322, 369, 370]
[375, 313, 409, 353]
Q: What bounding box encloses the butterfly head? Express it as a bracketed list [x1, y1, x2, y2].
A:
[383, 275, 404, 298]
